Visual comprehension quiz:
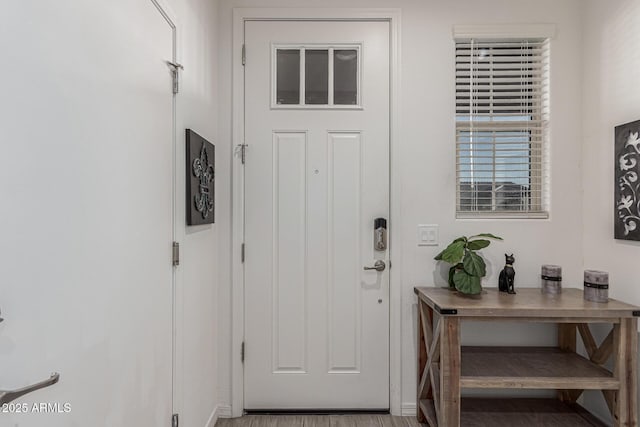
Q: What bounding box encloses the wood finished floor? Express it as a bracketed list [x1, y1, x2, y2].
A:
[215, 415, 422, 427]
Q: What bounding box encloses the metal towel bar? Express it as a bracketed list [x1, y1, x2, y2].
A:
[0, 373, 60, 405]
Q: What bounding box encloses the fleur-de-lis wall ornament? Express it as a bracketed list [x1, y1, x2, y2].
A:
[192, 142, 215, 220]
[186, 129, 215, 225]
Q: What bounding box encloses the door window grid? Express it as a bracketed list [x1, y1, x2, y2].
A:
[272, 44, 361, 109]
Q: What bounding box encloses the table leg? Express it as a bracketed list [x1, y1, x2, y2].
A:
[557, 323, 578, 402]
[417, 300, 427, 424]
[614, 318, 638, 426]
[440, 316, 460, 427]
[417, 300, 439, 426]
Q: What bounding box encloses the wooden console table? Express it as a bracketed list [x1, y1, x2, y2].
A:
[414, 287, 639, 426]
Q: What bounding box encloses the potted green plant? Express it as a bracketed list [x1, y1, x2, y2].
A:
[434, 234, 503, 295]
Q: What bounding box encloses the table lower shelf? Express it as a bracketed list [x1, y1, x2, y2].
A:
[419, 398, 607, 426]
[460, 346, 616, 390]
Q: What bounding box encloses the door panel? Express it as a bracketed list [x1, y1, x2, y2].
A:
[0, 1, 174, 425]
[272, 131, 308, 374]
[328, 131, 362, 374]
[244, 20, 390, 410]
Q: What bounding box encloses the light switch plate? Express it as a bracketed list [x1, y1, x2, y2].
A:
[418, 224, 439, 246]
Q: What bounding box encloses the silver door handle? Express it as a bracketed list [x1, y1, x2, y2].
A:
[363, 260, 386, 272]
[0, 373, 60, 405]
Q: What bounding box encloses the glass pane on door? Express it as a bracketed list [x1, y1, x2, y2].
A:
[305, 50, 328, 105]
[277, 49, 300, 105]
[334, 50, 358, 105]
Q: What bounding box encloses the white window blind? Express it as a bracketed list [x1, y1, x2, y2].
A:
[455, 38, 550, 218]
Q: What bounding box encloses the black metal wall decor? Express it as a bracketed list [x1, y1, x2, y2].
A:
[615, 119, 640, 240]
[186, 129, 215, 225]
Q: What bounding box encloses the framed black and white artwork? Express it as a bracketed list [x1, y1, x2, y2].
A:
[186, 129, 215, 225]
[615, 119, 640, 240]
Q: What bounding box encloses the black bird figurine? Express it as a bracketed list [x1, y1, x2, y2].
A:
[498, 254, 516, 294]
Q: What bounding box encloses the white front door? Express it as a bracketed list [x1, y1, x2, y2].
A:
[244, 20, 390, 410]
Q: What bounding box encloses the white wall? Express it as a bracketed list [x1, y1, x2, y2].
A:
[581, 0, 640, 421]
[215, 0, 585, 415]
[167, 0, 221, 425]
[0, 1, 219, 426]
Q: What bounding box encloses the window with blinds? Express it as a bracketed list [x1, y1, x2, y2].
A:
[455, 38, 550, 218]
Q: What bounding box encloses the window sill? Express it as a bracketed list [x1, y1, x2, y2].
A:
[456, 211, 550, 220]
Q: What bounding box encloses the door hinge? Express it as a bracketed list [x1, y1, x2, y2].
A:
[172, 241, 180, 266]
[235, 144, 248, 164]
[241, 144, 247, 164]
[242, 44, 246, 66]
[172, 414, 179, 427]
[241, 341, 245, 363]
[241, 243, 245, 263]
[172, 71, 179, 94]
[166, 61, 184, 94]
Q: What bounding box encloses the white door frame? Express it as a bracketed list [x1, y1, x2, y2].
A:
[231, 8, 402, 417]
[150, 0, 183, 420]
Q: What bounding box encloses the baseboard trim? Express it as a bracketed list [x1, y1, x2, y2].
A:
[245, 409, 389, 415]
[217, 404, 403, 418]
[401, 403, 416, 417]
[206, 406, 219, 427]
[217, 404, 233, 419]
